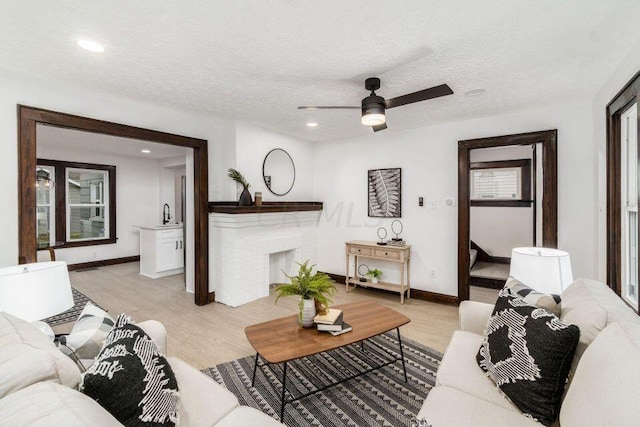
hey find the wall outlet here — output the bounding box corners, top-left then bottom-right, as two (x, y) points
(92, 251), (98, 259)
(429, 268), (436, 278)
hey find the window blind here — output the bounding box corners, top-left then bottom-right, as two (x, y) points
(471, 168), (521, 200)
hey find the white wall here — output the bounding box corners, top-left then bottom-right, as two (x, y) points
(0, 69), (237, 269)
(36, 144), (162, 265)
(470, 146), (534, 258)
(235, 123), (315, 201)
(314, 100), (595, 296)
(593, 37), (640, 282)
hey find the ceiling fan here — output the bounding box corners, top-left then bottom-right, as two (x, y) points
(298, 77), (453, 132)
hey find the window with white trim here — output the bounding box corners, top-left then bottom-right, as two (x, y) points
(36, 159), (116, 248)
(621, 102), (638, 310)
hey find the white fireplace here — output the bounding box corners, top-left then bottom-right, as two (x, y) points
(209, 211), (320, 307)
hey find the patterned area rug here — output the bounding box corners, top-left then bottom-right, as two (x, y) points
(203, 332), (442, 426)
(43, 288), (106, 327)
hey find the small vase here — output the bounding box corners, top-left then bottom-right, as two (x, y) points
(372, 277), (379, 284)
(300, 298), (316, 328)
(239, 188), (253, 206)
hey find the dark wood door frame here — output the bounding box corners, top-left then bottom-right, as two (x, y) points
(18, 105), (212, 306)
(606, 69), (640, 313)
(458, 130), (558, 302)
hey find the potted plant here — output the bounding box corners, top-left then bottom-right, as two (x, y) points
(275, 260), (336, 327)
(227, 168), (252, 206)
(367, 268), (383, 284)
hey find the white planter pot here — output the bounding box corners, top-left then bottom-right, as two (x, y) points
(300, 298), (316, 328)
(372, 277), (379, 284)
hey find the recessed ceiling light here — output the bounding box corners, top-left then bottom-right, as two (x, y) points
(77, 39), (105, 53)
(465, 89), (486, 97)
(141, 149), (151, 154)
(306, 122), (318, 127)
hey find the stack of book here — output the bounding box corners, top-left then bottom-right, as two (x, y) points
(313, 309), (352, 336)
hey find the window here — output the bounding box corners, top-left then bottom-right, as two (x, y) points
(36, 159), (116, 248)
(36, 165), (55, 247)
(621, 103), (638, 310)
(469, 159), (532, 207)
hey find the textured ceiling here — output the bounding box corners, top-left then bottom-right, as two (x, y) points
(2, 1), (640, 142)
(37, 124), (188, 159)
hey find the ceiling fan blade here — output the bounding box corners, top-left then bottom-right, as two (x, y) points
(297, 106), (359, 110)
(372, 123), (387, 132)
(385, 84), (453, 109)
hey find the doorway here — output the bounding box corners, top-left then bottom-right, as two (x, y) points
(458, 130), (558, 302)
(18, 106), (212, 306)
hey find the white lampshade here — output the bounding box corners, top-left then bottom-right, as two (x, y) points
(0, 261), (74, 321)
(509, 247), (573, 294)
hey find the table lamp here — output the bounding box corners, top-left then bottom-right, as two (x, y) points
(0, 261), (74, 336)
(509, 247), (573, 294)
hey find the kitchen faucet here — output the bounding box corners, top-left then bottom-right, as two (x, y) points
(163, 204), (171, 225)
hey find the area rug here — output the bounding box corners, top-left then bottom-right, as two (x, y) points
(43, 288), (106, 327)
(203, 332), (442, 427)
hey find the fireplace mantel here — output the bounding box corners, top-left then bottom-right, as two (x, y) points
(208, 201), (322, 214)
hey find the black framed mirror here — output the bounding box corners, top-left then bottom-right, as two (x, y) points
(262, 148), (295, 196)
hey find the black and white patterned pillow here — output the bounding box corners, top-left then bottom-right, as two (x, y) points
(476, 289), (579, 426)
(80, 314), (179, 427)
(59, 302), (114, 368)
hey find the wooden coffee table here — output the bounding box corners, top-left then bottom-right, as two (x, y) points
(245, 300), (411, 419)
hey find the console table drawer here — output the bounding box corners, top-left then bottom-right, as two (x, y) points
(374, 249), (400, 260)
(349, 246), (372, 256)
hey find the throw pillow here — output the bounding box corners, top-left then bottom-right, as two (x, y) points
(80, 314), (179, 427)
(58, 302), (115, 368)
(476, 289), (579, 426)
(504, 276), (562, 316)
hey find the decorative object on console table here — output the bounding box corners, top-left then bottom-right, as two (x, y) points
(377, 227), (388, 245)
(358, 264), (369, 282)
(0, 261), (74, 339)
(367, 268), (383, 284)
(345, 241), (412, 304)
(368, 168), (401, 218)
(227, 168), (252, 206)
(391, 219), (404, 241)
(274, 260), (336, 327)
(509, 247), (573, 294)
(254, 191), (262, 206)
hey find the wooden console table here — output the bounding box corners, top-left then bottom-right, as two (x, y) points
(345, 240), (411, 303)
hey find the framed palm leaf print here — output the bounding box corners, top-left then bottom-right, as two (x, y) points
(368, 168), (401, 218)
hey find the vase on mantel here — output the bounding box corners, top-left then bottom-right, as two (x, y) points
(238, 188), (253, 206)
(300, 298), (316, 328)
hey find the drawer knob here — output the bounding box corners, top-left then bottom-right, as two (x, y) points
(385, 252), (388, 255)
(358, 249), (361, 252)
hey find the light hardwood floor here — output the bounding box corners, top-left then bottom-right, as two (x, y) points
(64, 262), (459, 369)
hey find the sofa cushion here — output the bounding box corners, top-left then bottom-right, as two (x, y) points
(0, 312), (81, 399)
(167, 356), (239, 427)
(59, 302), (114, 368)
(476, 290), (579, 426)
(560, 322), (640, 427)
(436, 330), (517, 411)
(215, 407), (284, 427)
(81, 314), (179, 427)
(505, 276), (561, 316)
(560, 279), (640, 367)
(0, 381), (121, 426)
(417, 386), (545, 427)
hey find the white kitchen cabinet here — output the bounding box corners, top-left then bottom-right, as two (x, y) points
(139, 225), (184, 279)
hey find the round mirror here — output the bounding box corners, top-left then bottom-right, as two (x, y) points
(262, 148), (295, 196)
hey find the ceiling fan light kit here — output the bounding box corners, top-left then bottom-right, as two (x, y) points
(298, 76), (453, 132)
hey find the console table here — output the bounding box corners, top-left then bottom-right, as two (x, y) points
(345, 240), (411, 303)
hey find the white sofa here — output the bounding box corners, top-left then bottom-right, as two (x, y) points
(0, 312), (283, 427)
(419, 279), (640, 427)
